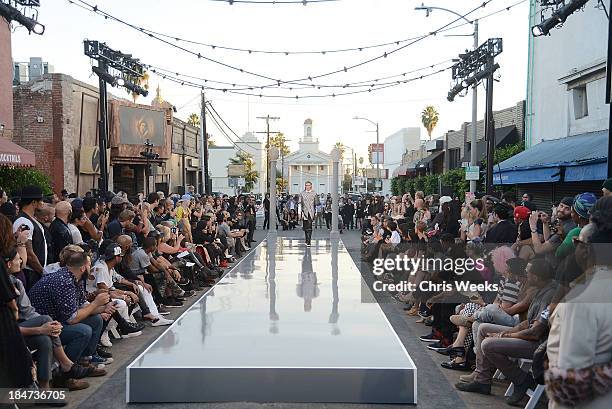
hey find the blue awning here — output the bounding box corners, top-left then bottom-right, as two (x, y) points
(493, 131), (608, 185)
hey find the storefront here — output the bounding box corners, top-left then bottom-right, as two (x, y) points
(108, 101), (171, 197)
(493, 131), (606, 208)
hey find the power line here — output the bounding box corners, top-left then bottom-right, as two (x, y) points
(208, 0), (340, 4)
(147, 58), (454, 91)
(68, 0), (525, 57)
(68, 0), (495, 86)
(150, 64), (453, 99)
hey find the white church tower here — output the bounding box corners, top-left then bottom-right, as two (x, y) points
(284, 118), (338, 195)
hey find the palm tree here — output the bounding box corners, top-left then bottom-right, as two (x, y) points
(128, 71), (150, 104)
(334, 141), (346, 161)
(421, 105), (439, 140)
(187, 113), (200, 127)
(229, 152), (259, 192)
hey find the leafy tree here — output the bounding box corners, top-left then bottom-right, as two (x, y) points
(391, 178), (399, 196)
(229, 152), (259, 192)
(276, 177), (288, 192)
(269, 133), (290, 157)
(421, 105), (439, 140)
(187, 113), (200, 127)
(0, 167), (52, 196)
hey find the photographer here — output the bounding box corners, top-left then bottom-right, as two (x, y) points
(528, 197), (576, 263)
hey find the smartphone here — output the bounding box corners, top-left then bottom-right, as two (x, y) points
(171, 227), (177, 234)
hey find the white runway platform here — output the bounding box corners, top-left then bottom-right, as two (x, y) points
(126, 237), (417, 404)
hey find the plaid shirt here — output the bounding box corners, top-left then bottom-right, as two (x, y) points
(29, 267), (88, 323)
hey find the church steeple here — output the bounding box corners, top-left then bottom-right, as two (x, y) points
(303, 118), (313, 142)
(151, 84), (164, 107)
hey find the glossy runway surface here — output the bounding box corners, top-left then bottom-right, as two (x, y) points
(127, 237), (416, 404)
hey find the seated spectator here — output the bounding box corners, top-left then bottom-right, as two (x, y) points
(4, 247), (95, 390)
(129, 237), (185, 308)
(528, 197), (576, 264)
(28, 250), (113, 368)
(456, 258), (556, 404)
(546, 216), (612, 409)
(105, 209), (135, 240)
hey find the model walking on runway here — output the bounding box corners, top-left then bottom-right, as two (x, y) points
(299, 181), (317, 246)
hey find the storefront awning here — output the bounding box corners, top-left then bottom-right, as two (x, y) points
(417, 150), (444, 169)
(0, 138), (36, 167)
(462, 125), (518, 164)
(493, 131), (607, 185)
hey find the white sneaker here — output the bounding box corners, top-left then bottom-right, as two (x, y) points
(151, 317), (174, 327)
(100, 330), (112, 347)
(120, 330), (142, 339)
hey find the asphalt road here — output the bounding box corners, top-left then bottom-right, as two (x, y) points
(59, 227), (518, 409)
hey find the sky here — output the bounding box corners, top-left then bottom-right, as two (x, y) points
(11, 0), (531, 161)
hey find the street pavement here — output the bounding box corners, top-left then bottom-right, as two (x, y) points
(64, 227), (520, 409)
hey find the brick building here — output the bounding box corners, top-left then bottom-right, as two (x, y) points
(12, 73), (201, 196)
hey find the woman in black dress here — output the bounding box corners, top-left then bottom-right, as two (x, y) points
(0, 260), (34, 388)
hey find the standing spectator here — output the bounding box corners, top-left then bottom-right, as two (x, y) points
(484, 204), (516, 244)
(263, 193), (270, 230)
(50, 201), (75, 262)
(13, 185), (50, 290)
(342, 199), (355, 230)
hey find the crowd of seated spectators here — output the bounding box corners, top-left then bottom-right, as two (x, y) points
(361, 187), (612, 408)
(0, 186), (258, 404)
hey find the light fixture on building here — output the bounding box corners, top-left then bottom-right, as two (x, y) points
(92, 66), (120, 87)
(123, 79), (149, 97)
(532, 0), (590, 37)
(0, 2), (44, 34)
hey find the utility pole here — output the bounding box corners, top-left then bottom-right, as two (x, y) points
(200, 91), (210, 195)
(448, 38), (502, 195)
(256, 115), (280, 193)
(375, 122), (380, 192)
(484, 54), (496, 195)
(97, 60), (109, 195)
(470, 20), (479, 194)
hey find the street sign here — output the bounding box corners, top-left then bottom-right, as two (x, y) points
(353, 176), (365, 186)
(369, 143), (384, 165)
(228, 164), (246, 177)
(461, 162), (471, 168)
(465, 166), (480, 181)
(237, 177), (246, 188)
